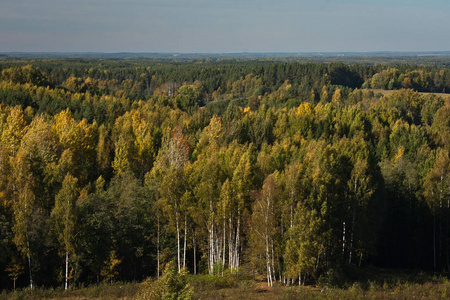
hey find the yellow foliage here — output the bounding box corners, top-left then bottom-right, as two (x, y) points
(394, 146), (405, 162)
(208, 115), (223, 140)
(101, 251), (122, 284)
(332, 88), (342, 105)
(297, 102), (314, 116)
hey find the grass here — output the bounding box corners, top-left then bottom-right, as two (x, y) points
(193, 277), (450, 300)
(2, 269), (450, 299)
(191, 268), (450, 300)
(0, 282), (140, 300)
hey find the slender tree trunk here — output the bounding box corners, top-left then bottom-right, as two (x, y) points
(176, 204), (180, 272)
(183, 215), (187, 269)
(193, 230), (197, 275)
(209, 220), (215, 274)
(229, 213), (233, 272)
(266, 233), (271, 286)
(157, 213), (160, 279)
(26, 239), (33, 290)
(27, 253), (33, 289)
(289, 184), (294, 230)
(209, 201), (214, 274)
(349, 180), (358, 265)
(342, 221), (346, 257)
(208, 226), (212, 274)
(271, 240), (275, 287)
(440, 181), (443, 270)
(349, 211), (356, 264)
(290, 204), (293, 229)
(315, 255), (320, 273)
(65, 251), (69, 290)
(434, 214), (436, 270)
(235, 212), (240, 272)
(222, 217), (226, 276)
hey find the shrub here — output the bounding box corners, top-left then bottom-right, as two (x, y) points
(135, 261), (193, 300)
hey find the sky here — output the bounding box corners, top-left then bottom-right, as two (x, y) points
(1, 0), (450, 53)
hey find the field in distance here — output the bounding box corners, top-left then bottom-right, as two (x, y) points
(367, 88), (450, 99)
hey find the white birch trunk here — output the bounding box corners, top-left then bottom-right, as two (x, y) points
(183, 215), (187, 269)
(222, 217), (226, 276)
(193, 230), (196, 275)
(65, 251), (69, 290)
(27, 251), (33, 290)
(176, 204), (180, 272)
(209, 221), (214, 274)
(209, 201), (214, 274)
(349, 212), (355, 264)
(235, 213), (240, 272)
(229, 213), (233, 272)
(271, 239), (276, 286)
(342, 221), (346, 255)
(26, 238), (33, 290)
(266, 234), (272, 287)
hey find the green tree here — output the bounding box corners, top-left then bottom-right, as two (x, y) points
(423, 149), (450, 270)
(175, 84), (203, 113)
(229, 147), (254, 273)
(432, 105), (450, 150)
(285, 203), (325, 285)
(112, 135), (131, 175)
(52, 173), (79, 290)
(250, 173), (279, 286)
(1, 106), (28, 155)
(11, 151), (36, 289)
(5, 256), (24, 291)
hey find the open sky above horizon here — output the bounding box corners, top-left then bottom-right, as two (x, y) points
(1, 0), (450, 53)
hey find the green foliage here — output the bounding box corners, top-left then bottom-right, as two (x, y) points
(175, 84), (203, 113)
(318, 267), (349, 288)
(2, 57), (450, 290)
(136, 261), (193, 300)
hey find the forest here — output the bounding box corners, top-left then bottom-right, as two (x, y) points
(0, 57), (450, 293)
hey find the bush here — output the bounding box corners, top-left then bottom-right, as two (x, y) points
(318, 268), (348, 288)
(135, 261), (193, 300)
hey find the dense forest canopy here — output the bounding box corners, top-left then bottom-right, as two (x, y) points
(0, 57), (450, 290)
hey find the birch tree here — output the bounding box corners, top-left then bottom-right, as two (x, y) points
(250, 173), (278, 286)
(52, 173), (79, 290)
(191, 146), (226, 275)
(229, 147), (254, 273)
(11, 151), (35, 289)
(285, 203), (325, 285)
(152, 126), (189, 273)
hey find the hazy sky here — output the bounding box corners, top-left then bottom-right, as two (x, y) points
(1, 0), (449, 53)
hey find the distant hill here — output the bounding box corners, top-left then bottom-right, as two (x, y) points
(1, 51), (450, 59)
